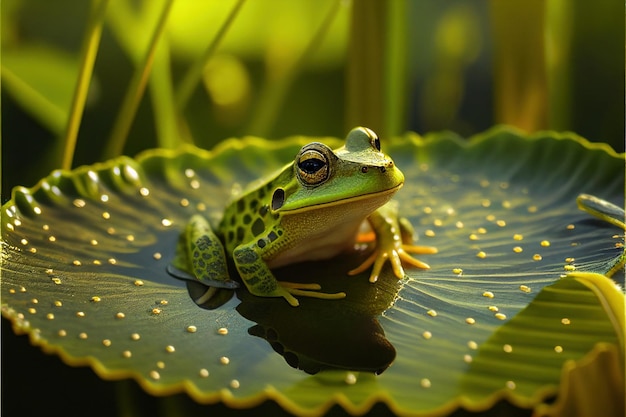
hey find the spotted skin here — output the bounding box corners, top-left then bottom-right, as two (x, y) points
(218, 175), (309, 306)
(185, 215), (231, 287)
(233, 246), (279, 295)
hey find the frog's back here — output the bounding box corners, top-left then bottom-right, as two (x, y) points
(217, 169), (290, 254)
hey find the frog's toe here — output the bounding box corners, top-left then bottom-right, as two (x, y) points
(347, 250), (378, 277)
(396, 244), (438, 272)
(282, 293), (300, 307)
(348, 247), (402, 282)
(190, 284), (220, 305)
(279, 282), (346, 306)
(370, 251), (399, 282)
(280, 282), (323, 291)
(398, 250), (431, 270)
(402, 244), (439, 256)
(185, 281), (235, 310)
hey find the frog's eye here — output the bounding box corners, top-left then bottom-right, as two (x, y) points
(296, 148), (330, 186)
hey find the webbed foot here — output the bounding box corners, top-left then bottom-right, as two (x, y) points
(348, 244), (438, 283)
(350, 202), (438, 283)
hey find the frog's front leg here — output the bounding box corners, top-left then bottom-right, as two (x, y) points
(232, 244), (346, 307)
(349, 201), (438, 283)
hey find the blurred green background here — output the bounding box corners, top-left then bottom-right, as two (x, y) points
(1, 0), (623, 203)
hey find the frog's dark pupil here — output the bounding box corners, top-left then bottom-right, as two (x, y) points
(298, 158), (325, 174)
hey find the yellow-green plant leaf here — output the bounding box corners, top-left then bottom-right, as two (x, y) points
(460, 274), (623, 413)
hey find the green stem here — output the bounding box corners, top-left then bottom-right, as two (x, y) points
(149, 41), (180, 149)
(545, 0), (572, 131)
(1, 65), (66, 135)
(345, 0), (385, 135)
(175, 0), (247, 114)
(490, 0), (548, 131)
(247, 0), (342, 137)
(61, 0), (109, 170)
(384, 0), (407, 137)
(103, 0), (175, 158)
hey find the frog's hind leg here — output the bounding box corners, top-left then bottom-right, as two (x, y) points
(232, 244), (345, 307)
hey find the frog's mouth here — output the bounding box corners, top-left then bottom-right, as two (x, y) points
(281, 183), (402, 214)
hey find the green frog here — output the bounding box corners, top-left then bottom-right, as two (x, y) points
(167, 127), (437, 307)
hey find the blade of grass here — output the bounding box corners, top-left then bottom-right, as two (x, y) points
(149, 40), (180, 150)
(175, 0), (247, 116)
(545, 0), (572, 132)
(345, 0), (384, 135)
(105, 2), (181, 149)
(61, 0), (110, 170)
(347, 1), (408, 138)
(384, 0), (407, 137)
(246, 0), (342, 137)
(1, 65), (67, 136)
(103, 0), (175, 158)
(490, 0), (548, 131)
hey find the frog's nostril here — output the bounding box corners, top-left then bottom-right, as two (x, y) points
(381, 160), (395, 173)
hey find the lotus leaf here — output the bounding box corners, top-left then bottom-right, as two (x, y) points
(1, 127), (623, 416)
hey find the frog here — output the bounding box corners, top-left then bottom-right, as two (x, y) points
(167, 127), (438, 307)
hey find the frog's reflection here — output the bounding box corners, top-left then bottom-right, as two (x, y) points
(179, 255), (402, 375)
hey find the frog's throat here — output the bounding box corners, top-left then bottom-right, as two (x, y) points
(279, 184), (402, 215)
